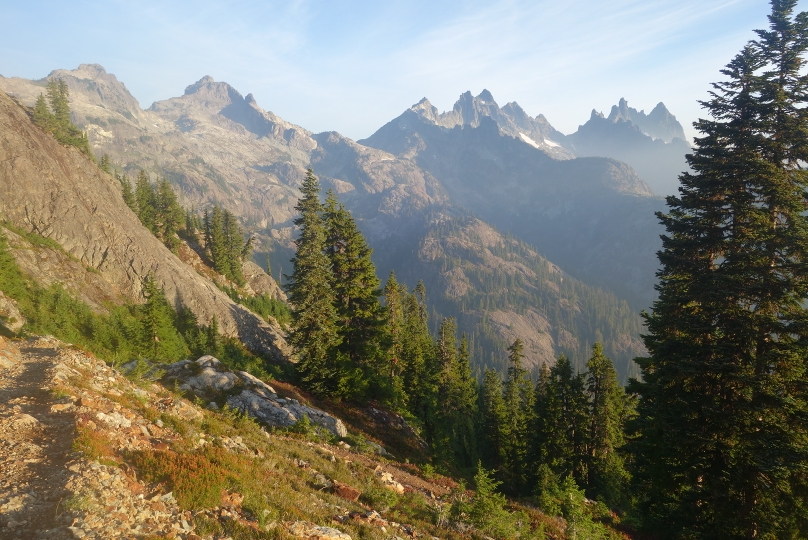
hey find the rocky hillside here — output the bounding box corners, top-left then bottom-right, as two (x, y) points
(0, 90), (290, 364)
(0, 334), (584, 540)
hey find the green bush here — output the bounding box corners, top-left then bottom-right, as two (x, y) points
(359, 484), (398, 512)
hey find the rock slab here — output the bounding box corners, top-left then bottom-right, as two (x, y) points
(161, 355), (347, 437)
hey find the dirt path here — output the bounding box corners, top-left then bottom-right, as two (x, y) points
(0, 336), (78, 540)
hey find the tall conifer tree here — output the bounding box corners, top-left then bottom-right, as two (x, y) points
(631, 2), (808, 537)
(479, 369), (507, 471)
(585, 343), (631, 509)
(383, 272), (407, 409)
(501, 339), (534, 493)
(324, 190), (386, 396)
(286, 169), (341, 395)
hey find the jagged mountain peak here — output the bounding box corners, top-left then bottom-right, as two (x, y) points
(608, 97), (631, 123)
(600, 97), (686, 143)
(184, 75), (216, 95)
(477, 89), (495, 103)
(411, 97), (439, 123)
(397, 90), (573, 159)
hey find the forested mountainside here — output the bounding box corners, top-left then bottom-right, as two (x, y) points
(390, 213), (643, 378)
(0, 66), (652, 377)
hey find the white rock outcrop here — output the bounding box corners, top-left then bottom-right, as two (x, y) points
(161, 356), (347, 437)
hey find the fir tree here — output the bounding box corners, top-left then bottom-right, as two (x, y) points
(155, 179), (184, 251)
(323, 190), (386, 398)
(140, 274), (188, 362)
(33, 93), (54, 132)
(399, 281), (436, 422)
(448, 332), (479, 468)
(536, 356), (589, 486)
(222, 209), (246, 283)
(285, 169), (341, 395)
(479, 369), (507, 471)
(40, 79), (92, 157)
(585, 343), (631, 509)
(208, 206), (228, 277)
(135, 170), (157, 232)
(631, 2), (808, 537)
(383, 271), (407, 409)
(116, 172), (137, 212)
(99, 154), (111, 173)
(501, 339), (534, 493)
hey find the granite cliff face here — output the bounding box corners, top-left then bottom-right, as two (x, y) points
(0, 91), (291, 364)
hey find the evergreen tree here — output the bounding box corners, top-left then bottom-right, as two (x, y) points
(536, 356), (589, 486)
(47, 79), (71, 129)
(399, 281), (436, 422)
(479, 369), (507, 471)
(383, 271), (407, 409)
(99, 154), (111, 173)
(323, 190), (386, 398)
(33, 93), (54, 132)
(208, 206), (228, 277)
(222, 209), (246, 283)
(466, 464), (518, 539)
(451, 333), (479, 468)
(432, 320), (479, 468)
(585, 343), (631, 509)
(155, 179), (184, 251)
(501, 339), (534, 493)
(135, 170), (157, 232)
(38, 79), (92, 157)
(116, 172), (137, 212)
(285, 169), (341, 395)
(203, 209), (212, 249)
(631, 3), (808, 537)
(140, 274), (188, 362)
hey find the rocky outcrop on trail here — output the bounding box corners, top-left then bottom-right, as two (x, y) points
(159, 356), (347, 437)
(0, 292), (24, 336)
(0, 91), (291, 365)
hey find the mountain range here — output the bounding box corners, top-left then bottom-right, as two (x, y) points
(0, 64), (691, 378)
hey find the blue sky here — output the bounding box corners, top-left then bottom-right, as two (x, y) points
(0, 0), (794, 142)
